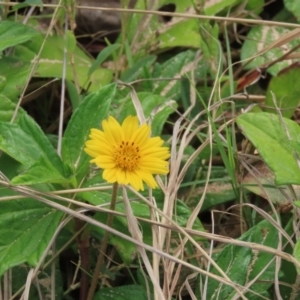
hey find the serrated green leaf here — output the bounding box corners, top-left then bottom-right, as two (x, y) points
(19, 113), (66, 176)
(0, 114), (68, 184)
(11, 156), (68, 185)
(0, 95), (25, 122)
(0, 192), (63, 276)
(62, 83), (116, 183)
(0, 21), (39, 52)
(237, 112), (300, 185)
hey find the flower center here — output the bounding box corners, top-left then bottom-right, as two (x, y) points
(114, 141), (140, 171)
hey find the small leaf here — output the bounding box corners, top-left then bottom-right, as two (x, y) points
(88, 43), (121, 77)
(121, 55), (156, 82)
(204, 0), (238, 15)
(294, 201), (300, 208)
(62, 83), (116, 183)
(94, 285), (149, 300)
(237, 112), (300, 185)
(293, 239), (300, 274)
(0, 58), (32, 101)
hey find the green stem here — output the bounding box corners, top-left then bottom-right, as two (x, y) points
(86, 182), (119, 300)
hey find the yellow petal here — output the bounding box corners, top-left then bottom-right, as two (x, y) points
(122, 116), (139, 140)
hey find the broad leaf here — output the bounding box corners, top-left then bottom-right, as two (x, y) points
(0, 57), (32, 101)
(153, 50), (203, 100)
(237, 112), (300, 185)
(284, 0), (300, 22)
(0, 20), (39, 52)
(0, 95), (25, 122)
(0, 192), (62, 276)
(14, 33), (113, 92)
(206, 219), (290, 299)
(0, 114), (68, 185)
(241, 26), (300, 76)
(265, 65), (300, 118)
(62, 83), (116, 183)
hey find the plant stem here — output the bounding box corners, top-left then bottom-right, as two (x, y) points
(86, 182), (119, 300)
(75, 219), (90, 300)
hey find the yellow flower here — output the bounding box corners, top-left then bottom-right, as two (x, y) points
(84, 116), (170, 191)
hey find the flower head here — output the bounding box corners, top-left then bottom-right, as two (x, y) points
(84, 116), (170, 191)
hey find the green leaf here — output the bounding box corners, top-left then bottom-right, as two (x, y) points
(94, 285), (149, 300)
(265, 65), (300, 118)
(153, 50), (202, 100)
(62, 83), (116, 183)
(11, 156), (67, 185)
(0, 21), (39, 51)
(158, 19), (201, 49)
(0, 192), (63, 276)
(79, 190), (149, 264)
(10, 0), (43, 11)
(293, 239), (300, 274)
(121, 55), (156, 82)
(80, 188), (204, 263)
(241, 26), (300, 76)
(237, 112), (300, 185)
(294, 201), (300, 208)
(204, 0), (238, 15)
(66, 80), (81, 110)
(19, 113), (66, 176)
(88, 43), (121, 77)
(14, 33), (113, 92)
(0, 114), (68, 184)
(0, 75), (6, 93)
(206, 219), (286, 299)
(284, 0), (300, 22)
(0, 57), (32, 101)
(0, 95), (25, 122)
